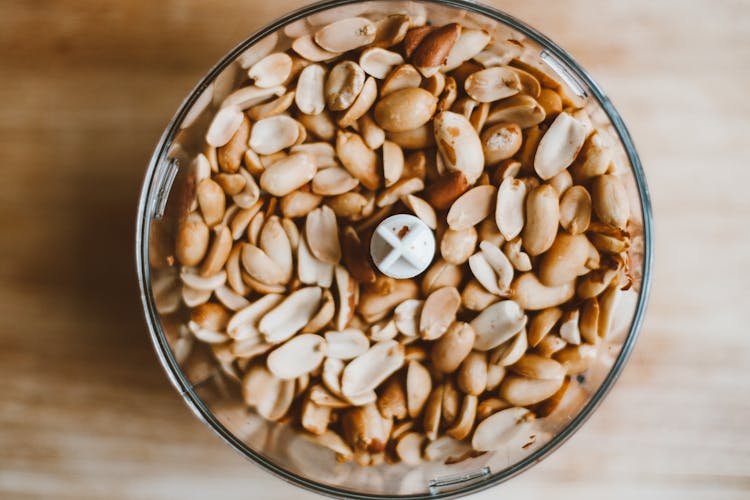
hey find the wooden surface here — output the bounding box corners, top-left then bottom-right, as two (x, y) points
(1, 0), (749, 498)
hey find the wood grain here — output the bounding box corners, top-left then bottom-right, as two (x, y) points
(1, 0), (749, 498)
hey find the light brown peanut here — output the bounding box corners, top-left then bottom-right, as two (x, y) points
(482, 122), (523, 165)
(457, 351), (488, 395)
(336, 131), (381, 190)
(538, 233), (600, 286)
(374, 87), (437, 132)
(559, 185), (592, 234)
(434, 111), (484, 184)
(431, 322), (475, 373)
(260, 153), (317, 196)
(486, 94), (546, 129)
(522, 184), (560, 256)
(420, 286), (460, 340)
(176, 214), (210, 267)
(406, 360), (432, 418)
(440, 226), (477, 265)
(591, 174), (630, 230)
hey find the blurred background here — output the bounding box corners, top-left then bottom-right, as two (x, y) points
(1, 0), (748, 498)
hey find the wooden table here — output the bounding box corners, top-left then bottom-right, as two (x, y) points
(1, 0), (748, 498)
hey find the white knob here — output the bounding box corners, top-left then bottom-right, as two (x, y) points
(370, 214), (435, 279)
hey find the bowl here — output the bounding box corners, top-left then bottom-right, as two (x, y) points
(136, 0), (653, 497)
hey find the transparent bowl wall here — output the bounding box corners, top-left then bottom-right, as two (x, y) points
(136, 0), (653, 498)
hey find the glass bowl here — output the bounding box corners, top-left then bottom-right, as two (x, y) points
(136, 0), (653, 498)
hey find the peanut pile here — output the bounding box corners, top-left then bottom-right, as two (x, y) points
(160, 13), (633, 466)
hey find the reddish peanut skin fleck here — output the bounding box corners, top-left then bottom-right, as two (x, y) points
(424, 171), (470, 210)
(410, 23), (461, 68)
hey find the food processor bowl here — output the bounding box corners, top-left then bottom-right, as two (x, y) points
(136, 1), (653, 497)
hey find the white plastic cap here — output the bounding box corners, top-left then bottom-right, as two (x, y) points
(370, 214), (435, 279)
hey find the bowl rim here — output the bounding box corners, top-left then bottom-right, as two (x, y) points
(135, 0), (654, 498)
